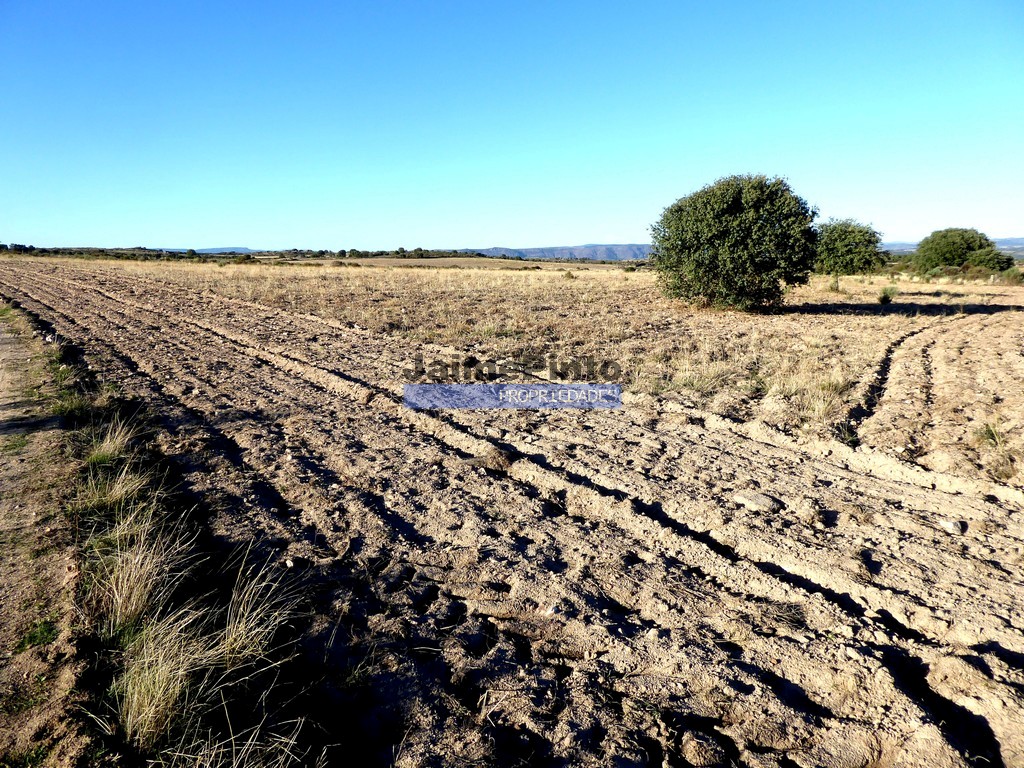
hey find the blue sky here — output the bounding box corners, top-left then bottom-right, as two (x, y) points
(1, 1), (1021, 249)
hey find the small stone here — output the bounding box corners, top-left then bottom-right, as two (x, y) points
(681, 733), (727, 767)
(732, 490), (781, 513)
(938, 519), (968, 535)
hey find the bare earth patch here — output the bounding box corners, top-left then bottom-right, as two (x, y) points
(1, 258), (1022, 767)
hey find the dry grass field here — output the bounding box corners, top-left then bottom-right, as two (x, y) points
(2, 256), (1023, 767)
(89, 257), (1024, 461)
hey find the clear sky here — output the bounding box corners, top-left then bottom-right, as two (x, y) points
(1, 1), (1021, 250)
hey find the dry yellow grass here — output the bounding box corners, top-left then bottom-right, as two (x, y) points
(45, 258), (1023, 434)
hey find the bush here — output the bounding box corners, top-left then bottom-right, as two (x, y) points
(913, 228), (994, 272)
(814, 218), (886, 275)
(651, 175), (817, 310)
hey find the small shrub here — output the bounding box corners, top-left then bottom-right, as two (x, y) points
(878, 286), (898, 305)
(1000, 266), (1022, 285)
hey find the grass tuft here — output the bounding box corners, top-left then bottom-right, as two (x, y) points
(158, 719), (310, 768)
(219, 560), (297, 669)
(973, 422), (1005, 449)
(85, 416), (137, 467)
(52, 391), (92, 419)
(86, 505), (195, 642)
(72, 466), (151, 519)
(115, 608), (215, 751)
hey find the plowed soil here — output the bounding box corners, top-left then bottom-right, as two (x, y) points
(1, 259), (1022, 768)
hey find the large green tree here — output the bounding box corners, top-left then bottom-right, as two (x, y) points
(651, 175), (817, 310)
(964, 246), (1014, 272)
(814, 218), (887, 275)
(913, 228), (997, 272)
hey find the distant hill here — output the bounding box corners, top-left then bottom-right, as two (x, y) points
(993, 237), (1024, 253)
(881, 242), (918, 254)
(463, 244), (651, 261)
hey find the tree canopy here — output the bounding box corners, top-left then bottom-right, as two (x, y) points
(913, 228), (997, 272)
(814, 218), (886, 275)
(650, 175), (817, 310)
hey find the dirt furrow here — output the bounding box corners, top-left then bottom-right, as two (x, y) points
(21, 266), (986, 648)
(45, 265), (1024, 656)
(9, 268), (1024, 651)
(2, 262), (1021, 766)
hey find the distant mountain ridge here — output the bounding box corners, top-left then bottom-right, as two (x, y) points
(165, 238), (1022, 260)
(462, 244), (651, 261)
(884, 238), (1024, 254)
(471, 239), (1022, 260)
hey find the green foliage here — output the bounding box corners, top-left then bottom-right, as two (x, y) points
(964, 246), (1013, 272)
(651, 175), (817, 310)
(0, 744), (50, 767)
(814, 218), (886, 275)
(16, 619), (58, 652)
(913, 228), (995, 272)
(1, 433), (29, 454)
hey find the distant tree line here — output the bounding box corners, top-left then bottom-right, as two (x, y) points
(0, 243), (496, 263)
(651, 174), (1021, 310)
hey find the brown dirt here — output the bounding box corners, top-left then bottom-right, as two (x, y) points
(0, 259), (1022, 767)
(0, 309), (87, 766)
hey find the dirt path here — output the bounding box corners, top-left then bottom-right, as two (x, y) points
(1, 261), (1021, 767)
(0, 307), (85, 766)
